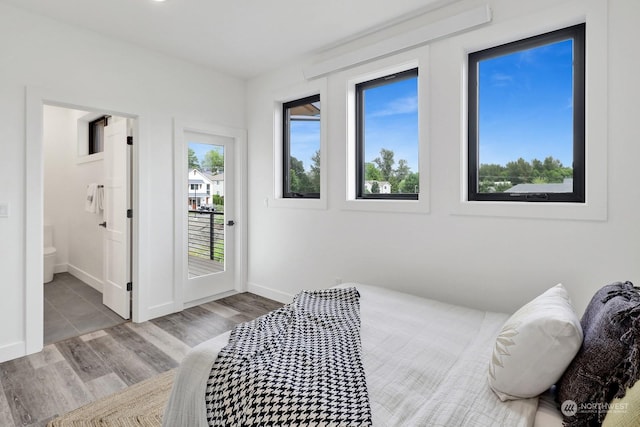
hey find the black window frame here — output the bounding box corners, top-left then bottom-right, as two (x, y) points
(356, 68), (419, 200)
(468, 24), (585, 203)
(282, 94), (321, 199)
(88, 115), (110, 155)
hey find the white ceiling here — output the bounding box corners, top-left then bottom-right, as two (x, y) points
(3, 0), (456, 79)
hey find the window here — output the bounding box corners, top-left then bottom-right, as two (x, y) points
(356, 68), (419, 200)
(282, 95), (321, 198)
(88, 115), (109, 155)
(468, 24), (585, 202)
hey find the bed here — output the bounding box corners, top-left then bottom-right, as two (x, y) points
(162, 282), (586, 426)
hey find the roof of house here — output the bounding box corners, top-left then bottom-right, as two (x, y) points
(202, 172), (224, 181)
(505, 178), (573, 193)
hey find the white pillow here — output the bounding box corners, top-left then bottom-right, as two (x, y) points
(488, 283), (583, 401)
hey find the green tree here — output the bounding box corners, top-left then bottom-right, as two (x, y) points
(395, 159), (410, 182)
(505, 158), (533, 184)
(365, 162), (382, 181)
(373, 148), (395, 181)
(368, 149), (417, 193)
(188, 148), (200, 169)
(399, 173), (419, 193)
(371, 181), (380, 193)
(289, 156), (313, 193)
(478, 156), (573, 192)
(202, 149), (224, 172)
(308, 150), (321, 193)
(479, 163), (506, 182)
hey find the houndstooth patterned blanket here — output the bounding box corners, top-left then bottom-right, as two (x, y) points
(205, 287), (372, 426)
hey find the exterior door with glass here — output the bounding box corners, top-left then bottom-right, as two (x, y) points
(182, 131), (235, 303)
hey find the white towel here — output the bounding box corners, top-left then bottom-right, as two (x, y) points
(85, 183), (98, 213)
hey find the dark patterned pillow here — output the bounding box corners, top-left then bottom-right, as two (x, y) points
(556, 281), (640, 426)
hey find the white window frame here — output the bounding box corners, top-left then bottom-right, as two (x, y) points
(343, 53), (430, 214)
(452, 0), (608, 221)
(271, 78), (328, 210)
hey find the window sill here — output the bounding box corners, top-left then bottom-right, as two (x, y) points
(76, 152), (104, 165)
(267, 196), (327, 210)
(451, 199), (606, 221)
(341, 197), (429, 214)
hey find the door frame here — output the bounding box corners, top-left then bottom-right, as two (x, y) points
(173, 119), (247, 310)
(25, 86), (141, 355)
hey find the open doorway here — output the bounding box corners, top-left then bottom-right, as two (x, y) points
(43, 105), (133, 344)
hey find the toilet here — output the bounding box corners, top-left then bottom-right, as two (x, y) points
(43, 225), (57, 284)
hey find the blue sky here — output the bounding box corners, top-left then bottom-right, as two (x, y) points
(362, 77), (419, 172)
(189, 142), (224, 168)
(289, 76), (420, 175)
(198, 39), (574, 175)
(290, 119), (320, 171)
(478, 39), (574, 166)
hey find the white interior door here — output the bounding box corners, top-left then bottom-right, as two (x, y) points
(103, 116), (131, 319)
(183, 131), (235, 303)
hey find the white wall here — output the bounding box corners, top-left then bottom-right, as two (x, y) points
(43, 106), (75, 273)
(44, 105), (115, 288)
(0, 3), (245, 361)
(246, 0), (640, 316)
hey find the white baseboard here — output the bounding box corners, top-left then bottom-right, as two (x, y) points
(247, 282), (294, 304)
(54, 263), (68, 274)
(67, 264), (104, 293)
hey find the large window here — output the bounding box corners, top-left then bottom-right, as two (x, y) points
(356, 68), (419, 200)
(282, 95), (321, 198)
(468, 24), (585, 202)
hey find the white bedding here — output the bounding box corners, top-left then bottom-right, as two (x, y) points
(163, 283), (552, 426)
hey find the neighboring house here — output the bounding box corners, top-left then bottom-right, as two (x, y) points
(364, 180), (391, 194)
(188, 169), (224, 208)
(202, 171), (224, 197)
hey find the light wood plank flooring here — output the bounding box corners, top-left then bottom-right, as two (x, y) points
(188, 255), (224, 278)
(0, 292), (283, 427)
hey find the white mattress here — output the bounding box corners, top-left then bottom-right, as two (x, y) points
(164, 283), (561, 426)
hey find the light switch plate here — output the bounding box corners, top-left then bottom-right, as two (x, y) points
(0, 202), (8, 218)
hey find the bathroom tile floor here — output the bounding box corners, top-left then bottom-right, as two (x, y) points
(44, 273), (127, 345)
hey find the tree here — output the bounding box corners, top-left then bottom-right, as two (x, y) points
(478, 156), (573, 192)
(202, 149), (224, 172)
(188, 148), (200, 169)
(505, 158), (533, 184)
(367, 149), (416, 193)
(364, 163), (382, 181)
(373, 148), (395, 181)
(370, 181), (380, 193)
(479, 163), (507, 182)
(289, 156), (313, 193)
(399, 173), (419, 193)
(309, 150), (321, 193)
(395, 159), (410, 182)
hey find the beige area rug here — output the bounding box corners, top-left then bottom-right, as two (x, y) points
(47, 369), (175, 427)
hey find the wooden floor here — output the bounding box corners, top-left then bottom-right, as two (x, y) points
(188, 255), (224, 278)
(0, 292), (283, 427)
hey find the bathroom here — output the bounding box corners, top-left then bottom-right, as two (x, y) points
(43, 104), (129, 344)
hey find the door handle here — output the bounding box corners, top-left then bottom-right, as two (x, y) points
(226, 220), (235, 226)
(98, 221), (107, 228)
